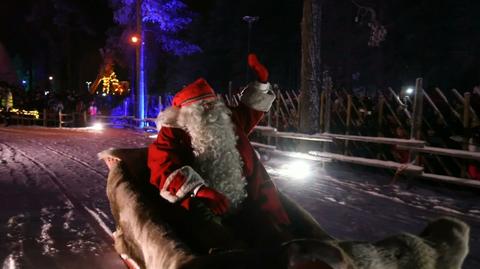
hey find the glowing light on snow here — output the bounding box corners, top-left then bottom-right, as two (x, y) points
(405, 87), (414, 95)
(90, 122), (104, 131)
(277, 161), (311, 179)
(3, 254), (16, 269)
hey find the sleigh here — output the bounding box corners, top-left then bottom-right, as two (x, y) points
(99, 147), (470, 269)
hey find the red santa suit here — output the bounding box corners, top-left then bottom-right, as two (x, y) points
(147, 78), (290, 226)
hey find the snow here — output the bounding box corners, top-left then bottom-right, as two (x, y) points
(84, 206), (113, 236)
(0, 126), (151, 268)
(2, 254), (16, 269)
(0, 126), (479, 268)
(37, 208), (59, 256)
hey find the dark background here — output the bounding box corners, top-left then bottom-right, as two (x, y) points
(1, 0), (480, 95)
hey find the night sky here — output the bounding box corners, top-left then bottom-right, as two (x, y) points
(1, 0), (480, 94)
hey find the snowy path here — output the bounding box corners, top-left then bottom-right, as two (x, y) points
(0, 126), (478, 268)
(0, 127), (151, 269)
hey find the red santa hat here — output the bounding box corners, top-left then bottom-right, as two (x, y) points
(173, 78), (217, 108)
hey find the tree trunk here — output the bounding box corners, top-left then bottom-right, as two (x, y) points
(299, 0), (322, 134)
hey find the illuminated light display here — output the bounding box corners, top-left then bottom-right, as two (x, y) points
(97, 71), (129, 96)
(1, 107), (40, 119)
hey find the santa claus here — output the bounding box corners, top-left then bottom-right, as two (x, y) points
(147, 54), (291, 251)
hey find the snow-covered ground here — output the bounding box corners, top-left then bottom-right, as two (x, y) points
(0, 126), (478, 268)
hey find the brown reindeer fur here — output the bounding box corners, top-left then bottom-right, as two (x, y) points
(99, 148), (469, 269)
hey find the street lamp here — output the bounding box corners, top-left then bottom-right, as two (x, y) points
(48, 76), (54, 92)
(130, 32), (144, 126)
(130, 35), (140, 44)
(242, 16), (259, 82)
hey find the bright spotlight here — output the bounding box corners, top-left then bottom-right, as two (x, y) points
(48, 76), (54, 81)
(278, 160), (311, 180)
(405, 87), (414, 95)
(91, 122), (104, 131)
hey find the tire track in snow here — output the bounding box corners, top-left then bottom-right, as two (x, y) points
(42, 146), (105, 178)
(18, 138), (115, 229)
(1, 143), (40, 188)
(0, 142), (115, 247)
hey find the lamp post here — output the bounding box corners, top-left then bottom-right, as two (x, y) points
(48, 75), (54, 92)
(242, 16), (259, 82)
(133, 0), (145, 127)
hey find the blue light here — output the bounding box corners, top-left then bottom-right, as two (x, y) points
(22, 80), (27, 84)
(138, 31), (146, 127)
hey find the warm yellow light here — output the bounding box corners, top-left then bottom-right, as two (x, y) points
(6, 108), (40, 119)
(130, 35), (139, 44)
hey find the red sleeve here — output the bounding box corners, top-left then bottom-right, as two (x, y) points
(230, 103), (265, 135)
(148, 127), (205, 203)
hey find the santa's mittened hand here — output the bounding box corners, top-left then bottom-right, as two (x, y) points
(248, 53), (269, 83)
(195, 186), (230, 215)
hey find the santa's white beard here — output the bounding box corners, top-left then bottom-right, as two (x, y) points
(177, 100), (247, 209)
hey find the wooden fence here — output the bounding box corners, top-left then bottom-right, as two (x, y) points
(8, 109), (87, 128)
(5, 79), (479, 188)
(245, 78), (480, 188)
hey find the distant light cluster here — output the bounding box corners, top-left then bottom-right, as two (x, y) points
(96, 72), (129, 96)
(1, 107), (40, 119)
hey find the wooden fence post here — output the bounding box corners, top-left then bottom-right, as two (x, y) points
(267, 103), (272, 145)
(58, 110), (62, 128)
(43, 109), (47, 127)
(409, 78), (424, 165)
(462, 92), (471, 178)
(344, 95), (352, 155)
(377, 95), (384, 136)
(319, 91), (325, 133)
(275, 88), (280, 147)
(324, 85), (332, 134)
(322, 72), (333, 153)
(376, 95), (385, 159)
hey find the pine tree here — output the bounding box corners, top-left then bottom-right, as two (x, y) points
(109, 0), (200, 56)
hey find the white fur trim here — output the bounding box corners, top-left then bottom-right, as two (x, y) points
(155, 106), (180, 130)
(160, 166), (206, 203)
(240, 81), (276, 112)
(192, 184), (204, 197)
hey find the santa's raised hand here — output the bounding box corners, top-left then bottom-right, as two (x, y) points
(248, 53), (269, 83)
